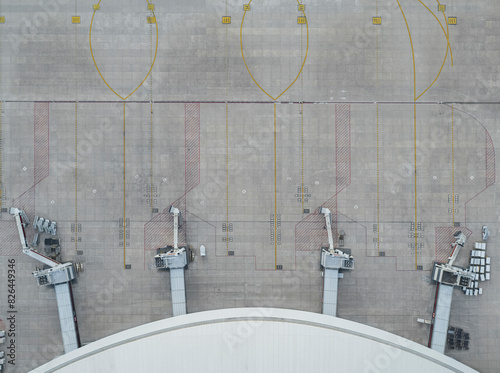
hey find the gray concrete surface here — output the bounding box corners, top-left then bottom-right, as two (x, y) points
(0, 0), (499, 372)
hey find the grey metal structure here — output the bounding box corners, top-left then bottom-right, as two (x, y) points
(432, 231), (474, 287)
(429, 232), (474, 354)
(322, 268), (339, 316)
(430, 284), (454, 354)
(9, 207), (81, 354)
(54, 282), (80, 353)
(170, 268), (187, 316)
(154, 206), (188, 316)
(319, 207), (354, 317)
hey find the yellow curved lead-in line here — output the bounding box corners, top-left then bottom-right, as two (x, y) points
(436, 0), (453, 66)
(89, 0), (159, 101)
(396, 0), (416, 101)
(240, 0), (309, 101)
(415, 0), (453, 101)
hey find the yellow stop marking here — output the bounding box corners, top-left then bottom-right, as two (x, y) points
(222, 16), (231, 24)
(297, 16), (306, 24)
(148, 4), (155, 11)
(243, 4), (250, 11)
(72, 16), (81, 24)
(372, 17), (382, 25)
(448, 16), (457, 25)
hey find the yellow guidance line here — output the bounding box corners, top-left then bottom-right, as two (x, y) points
(123, 101), (126, 269)
(75, 102), (78, 251)
(376, 103), (380, 254)
(89, 0), (159, 100)
(413, 103), (418, 267)
(0, 102), (2, 211)
(451, 105), (455, 224)
(226, 102), (229, 254)
(274, 103), (277, 269)
(397, 0), (416, 100)
(436, 0), (454, 66)
(240, 0), (309, 101)
(415, 0), (453, 100)
(149, 13), (154, 212)
(396, 0), (418, 269)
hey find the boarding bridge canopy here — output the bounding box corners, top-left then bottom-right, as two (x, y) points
(322, 268), (339, 317)
(430, 284), (454, 354)
(170, 268), (187, 316)
(54, 282), (81, 353)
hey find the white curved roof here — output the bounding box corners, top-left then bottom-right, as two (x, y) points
(31, 308), (477, 373)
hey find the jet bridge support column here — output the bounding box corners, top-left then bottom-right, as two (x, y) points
(319, 207), (354, 317)
(156, 248), (188, 316)
(10, 207), (81, 353)
(154, 206), (188, 317)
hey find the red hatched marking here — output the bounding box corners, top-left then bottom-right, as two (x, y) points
(295, 211), (328, 251)
(1, 102), (50, 256)
(435, 226), (472, 263)
(144, 104), (200, 257)
(297, 104), (351, 250)
(185, 103), (200, 194)
(0, 186), (36, 256)
(486, 129), (495, 188)
(335, 104), (351, 194)
(34, 102), (50, 186)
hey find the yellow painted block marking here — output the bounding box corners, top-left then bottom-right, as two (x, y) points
(438, 4), (446, 12)
(0, 16), (4, 23)
(72, 16), (81, 24)
(222, 16), (231, 24)
(448, 16), (457, 25)
(298, 4), (305, 11)
(373, 17), (382, 25)
(148, 3), (155, 11)
(147, 16), (156, 24)
(243, 4), (250, 11)
(93, 4), (100, 10)
(297, 16), (306, 24)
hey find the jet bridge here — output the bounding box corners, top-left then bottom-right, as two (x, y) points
(154, 206), (188, 316)
(319, 207), (354, 317)
(429, 231), (474, 354)
(10, 207), (81, 354)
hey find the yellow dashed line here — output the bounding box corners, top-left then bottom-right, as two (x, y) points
(123, 101), (126, 268)
(376, 104), (380, 254)
(451, 105), (455, 224)
(274, 103), (277, 269)
(226, 102), (229, 253)
(225, 0), (229, 254)
(376, 0), (380, 254)
(396, 0), (418, 269)
(0, 1), (2, 210)
(150, 8), (154, 211)
(75, 102), (78, 250)
(75, 0), (78, 251)
(0, 102), (2, 210)
(300, 6), (304, 212)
